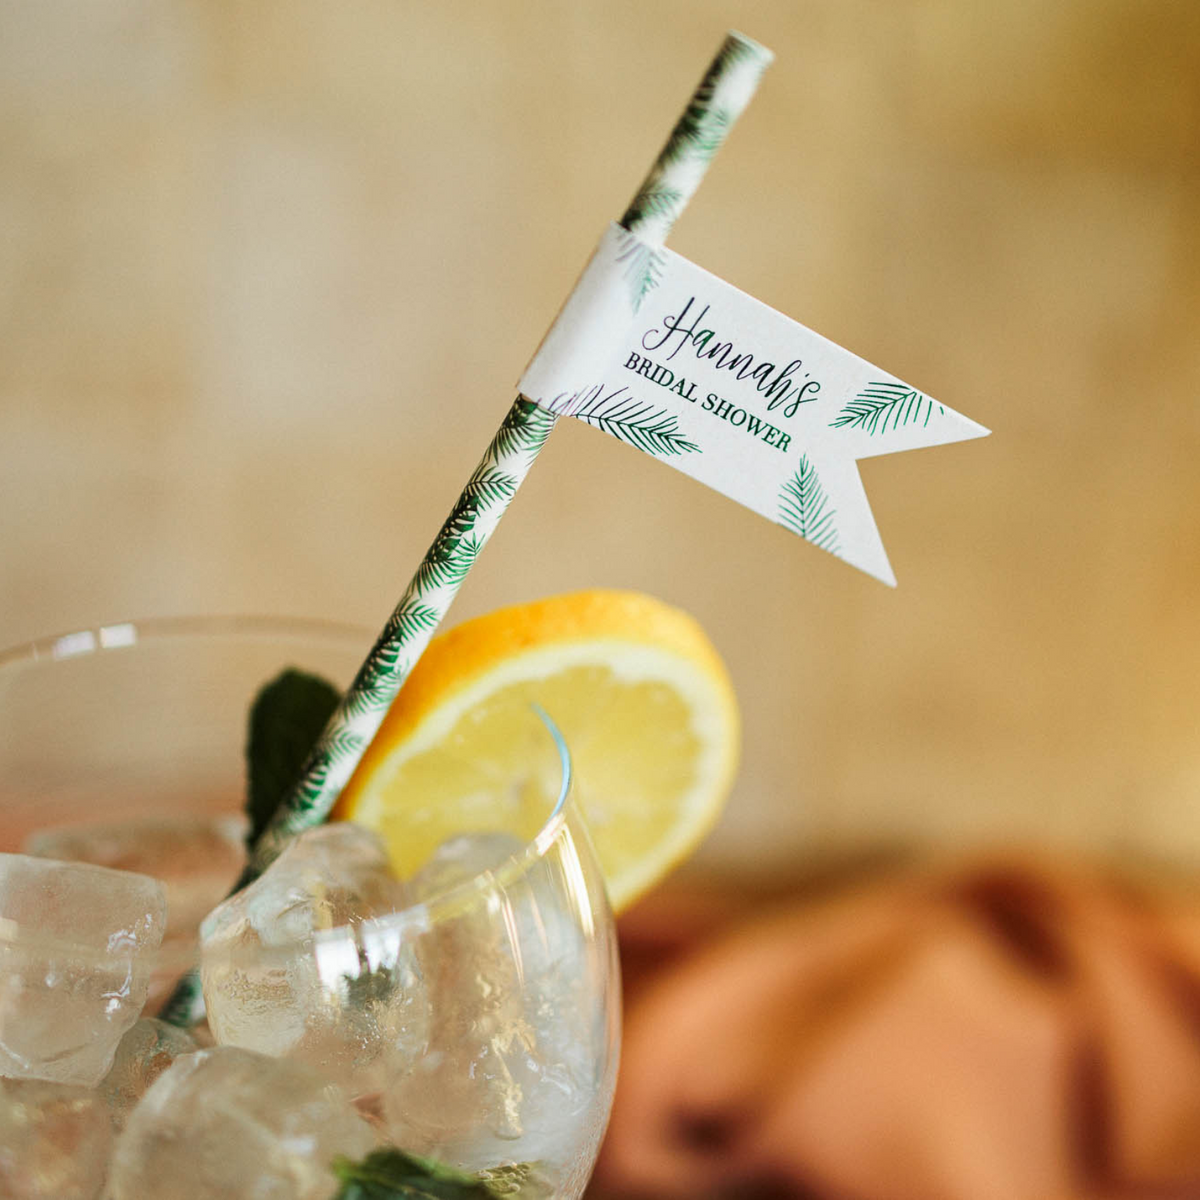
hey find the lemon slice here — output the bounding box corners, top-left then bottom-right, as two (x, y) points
(333, 590), (740, 912)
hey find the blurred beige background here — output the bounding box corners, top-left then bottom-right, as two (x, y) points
(2, 0), (1198, 879)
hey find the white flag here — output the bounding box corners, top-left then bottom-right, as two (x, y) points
(520, 223), (989, 586)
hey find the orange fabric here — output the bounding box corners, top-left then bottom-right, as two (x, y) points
(597, 858), (1200, 1199)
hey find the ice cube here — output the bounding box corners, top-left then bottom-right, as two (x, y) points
(0, 853), (167, 1086)
(98, 1018), (198, 1130)
(107, 1046), (376, 1200)
(217, 822), (401, 948)
(383, 831), (594, 1170)
(23, 813), (246, 945)
(0, 1077), (113, 1200)
(406, 831), (525, 899)
(200, 823), (423, 1090)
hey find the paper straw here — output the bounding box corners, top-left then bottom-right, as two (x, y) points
(160, 32), (771, 1026)
(253, 30), (771, 870)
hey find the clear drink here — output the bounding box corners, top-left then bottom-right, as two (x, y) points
(0, 618), (619, 1199)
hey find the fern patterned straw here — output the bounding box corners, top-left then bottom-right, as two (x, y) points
(160, 30), (771, 1028)
(166, 30), (772, 1019)
(246, 31), (773, 869)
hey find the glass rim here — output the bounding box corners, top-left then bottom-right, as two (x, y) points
(0, 613), (374, 673)
(0, 613), (578, 969)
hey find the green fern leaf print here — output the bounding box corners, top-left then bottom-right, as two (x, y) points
(778, 456), (840, 554)
(831, 382), (945, 435)
(574, 388), (699, 456)
(614, 229), (667, 310)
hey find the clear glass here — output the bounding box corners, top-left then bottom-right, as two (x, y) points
(0, 617), (620, 1199)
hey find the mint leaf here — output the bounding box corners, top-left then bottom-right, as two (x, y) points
(475, 1162), (552, 1197)
(245, 668), (340, 848)
(341, 946), (397, 1008)
(331, 1148), (497, 1199)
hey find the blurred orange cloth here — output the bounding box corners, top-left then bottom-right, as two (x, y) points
(596, 856), (1200, 1200)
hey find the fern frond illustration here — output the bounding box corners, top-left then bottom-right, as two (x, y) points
(410, 495), (480, 593)
(574, 389), (700, 456)
(617, 35), (769, 236)
(615, 229), (667, 310)
(516, 398), (556, 456)
(384, 599), (439, 644)
(490, 398), (554, 460)
(831, 382), (945, 436)
(779, 456), (841, 554)
(341, 599), (437, 718)
(291, 759), (331, 818)
(413, 531), (483, 596)
(621, 185), (684, 235)
(315, 728), (366, 763)
(662, 103), (731, 165)
(462, 463), (518, 507)
(343, 641), (402, 718)
(658, 40), (745, 165)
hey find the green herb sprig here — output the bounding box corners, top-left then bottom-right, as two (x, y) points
(331, 1148), (549, 1200)
(245, 668), (341, 847)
